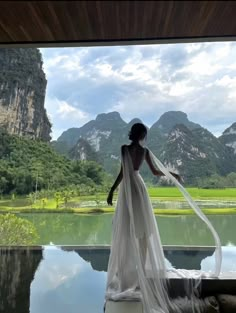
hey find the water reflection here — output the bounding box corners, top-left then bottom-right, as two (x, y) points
(30, 246), (236, 313)
(30, 246), (106, 313)
(0, 248), (42, 313)
(201, 245), (236, 272)
(0, 246), (235, 313)
(164, 248), (215, 270)
(76, 248), (216, 271)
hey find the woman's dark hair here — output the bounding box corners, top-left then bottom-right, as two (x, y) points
(128, 123), (147, 142)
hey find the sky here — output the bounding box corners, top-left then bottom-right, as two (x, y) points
(40, 42), (236, 140)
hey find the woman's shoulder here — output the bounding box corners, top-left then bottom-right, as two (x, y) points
(121, 144), (127, 155)
(121, 144), (148, 151)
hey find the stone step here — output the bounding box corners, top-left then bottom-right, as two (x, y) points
(105, 301), (143, 313)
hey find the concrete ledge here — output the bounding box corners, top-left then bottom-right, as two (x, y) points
(105, 301), (143, 313)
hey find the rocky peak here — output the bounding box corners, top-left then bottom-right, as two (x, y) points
(96, 111), (123, 123)
(69, 137), (99, 162)
(128, 118), (143, 126)
(151, 111), (201, 135)
(167, 124), (207, 159)
(168, 124), (192, 142)
(219, 122), (236, 154)
(58, 111), (126, 149)
(222, 122), (236, 136)
(0, 48), (51, 141)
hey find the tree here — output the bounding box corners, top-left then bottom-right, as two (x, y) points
(30, 160), (44, 201)
(27, 192), (34, 207)
(82, 161), (104, 185)
(61, 189), (73, 209)
(226, 172), (236, 187)
(0, 177), (8, 197)
(0, 130), (112, 195)
(0, 214), (39, 245)
(54, 192), (62, 209)
(197, 174), (226, 189)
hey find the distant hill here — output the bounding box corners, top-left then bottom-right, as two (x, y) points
(52, 111), (236, 184)
(0, 128), (107, 195)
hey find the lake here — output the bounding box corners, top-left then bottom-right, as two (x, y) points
(18, 213), (236, 246)
(1, 213), (236, 313)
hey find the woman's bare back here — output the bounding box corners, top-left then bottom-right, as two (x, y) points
(124, 144), (146, 171)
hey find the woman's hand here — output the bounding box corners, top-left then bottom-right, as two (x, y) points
(107, 190), (114, 206)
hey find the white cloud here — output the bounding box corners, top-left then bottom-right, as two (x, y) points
(214, 43), (231, 59)
(180, 51), (221, 76)
(95, 62), (114, 78)
(45, 96), (91, 139)
(185, 43), (203, 54)
(215, 75), (236, 88)
(45, 55), (69, 69)
(169, 80), (194, 97)
(41, 42), (236, 139)
(119, 58), (161, 83)
(41, 49), (89, 79)
(46, 97), (90, 122)
(56, 100), (88, 121)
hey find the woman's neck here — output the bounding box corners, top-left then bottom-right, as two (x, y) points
(130, 140), (142, 147)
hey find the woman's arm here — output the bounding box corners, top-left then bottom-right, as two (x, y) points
(145, 148), (164, 176)
(110, 166), (123, 193)
(107, 167), (123, 205)
(145, 148), (181, 182)
(107, 146), (125, 205)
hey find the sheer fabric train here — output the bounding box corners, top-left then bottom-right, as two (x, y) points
(105, 146), (222, 313)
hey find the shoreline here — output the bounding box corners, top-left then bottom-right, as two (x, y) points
(0, 207), (236, 215)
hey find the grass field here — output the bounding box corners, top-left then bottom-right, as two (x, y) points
(0, 187), (236, 215)
(148, 187), (236, 199)
(0, 187), (235, 214)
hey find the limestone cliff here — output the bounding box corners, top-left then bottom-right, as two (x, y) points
(0, 48), (51, 141)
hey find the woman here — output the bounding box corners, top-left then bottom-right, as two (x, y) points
(107, 123), (181, 206)
(105, 123), (222, 313)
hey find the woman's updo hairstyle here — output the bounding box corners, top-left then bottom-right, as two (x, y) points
(128, 123), (147, 142)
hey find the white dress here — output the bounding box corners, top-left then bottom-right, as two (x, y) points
(105, 145), (222, 313)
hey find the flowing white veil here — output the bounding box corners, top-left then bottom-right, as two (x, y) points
(150, 150), (222, 273)
(106, 146), (222, 313)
